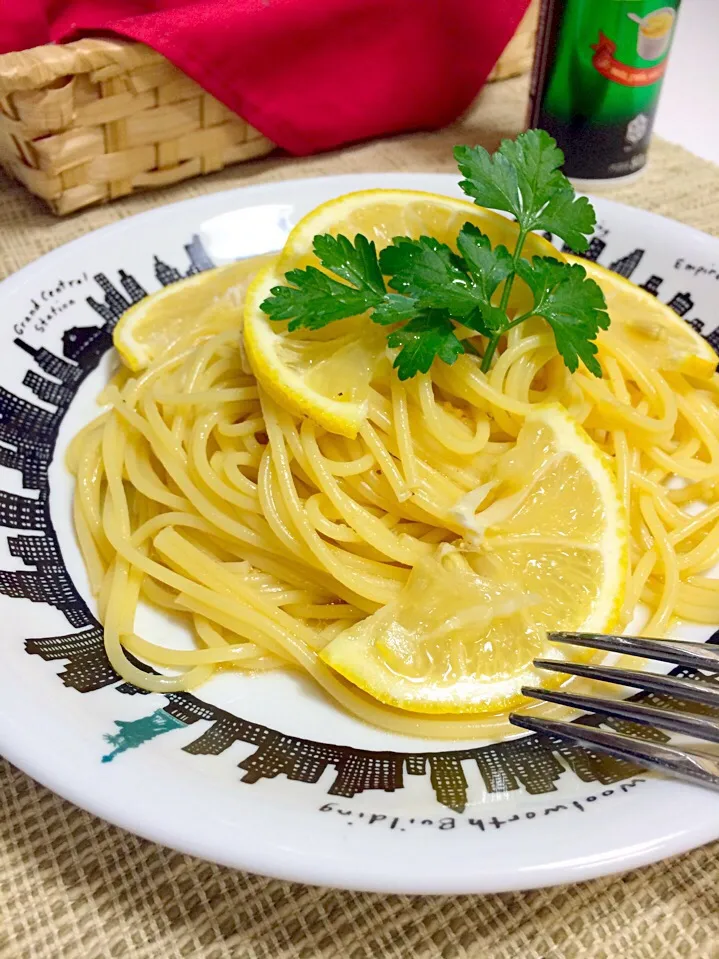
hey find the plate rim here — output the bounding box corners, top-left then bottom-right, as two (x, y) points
(1, 172), (718, 894)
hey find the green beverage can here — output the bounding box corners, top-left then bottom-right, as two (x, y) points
(528, 0), (681, 183)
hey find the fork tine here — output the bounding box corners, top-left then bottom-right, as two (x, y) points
(549, 631), (719, 671)
(534, 659), (719, 710)
(521, 685), (719, 743)
(508, 714), (719, 792)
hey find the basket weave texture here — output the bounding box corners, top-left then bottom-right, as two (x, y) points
(0, 39), (275, 215)
(0, 2), (538, 215)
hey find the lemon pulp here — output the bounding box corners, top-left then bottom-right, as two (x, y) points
(114, 254), (275, 372)
(320, 405), (628, 713)
(569, 255), (717, 380)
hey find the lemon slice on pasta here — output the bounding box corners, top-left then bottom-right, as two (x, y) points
(243, 189), (561, 438)
(569, 256), (717, 380)
(320, 404), (627, 714)
(113, 256), (274, 372)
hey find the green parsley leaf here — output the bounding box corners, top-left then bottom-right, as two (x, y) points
(378, 233), (511, 322)
(312, 233), (386, 296)
(498, 128), (565, 201)
(517, 257), (610, 376)
(260, 234), (386, 331)
(456, 223), (513, 300)
(537, 190), (596, 253)
(379, 237), (470, 305)
(386, 312), (465, 380)
(454, 144), (522, 223)
(455, 130), (595, 251)
(372, 293), (419, 325)
(261, 266), (380, 331)
(259, 131), (610, 383)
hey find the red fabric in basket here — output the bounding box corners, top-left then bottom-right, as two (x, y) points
(0, 0), (532, 155)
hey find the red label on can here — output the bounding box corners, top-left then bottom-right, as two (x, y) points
(591, 33), (668, 87)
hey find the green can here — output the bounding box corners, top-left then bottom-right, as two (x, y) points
(528, 0), (681, 182)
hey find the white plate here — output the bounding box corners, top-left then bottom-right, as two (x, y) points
(0, 173), (717, 894)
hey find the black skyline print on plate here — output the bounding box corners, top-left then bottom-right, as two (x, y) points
(1, 231), (718, 813)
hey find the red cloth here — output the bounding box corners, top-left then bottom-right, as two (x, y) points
(0, 0), (531, 155)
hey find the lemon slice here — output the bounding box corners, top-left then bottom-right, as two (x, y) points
(114, 255), (275, 371)
(567, 255), (717, 380)
(320, 405), (627, 714)
(244, 190), (561, 438)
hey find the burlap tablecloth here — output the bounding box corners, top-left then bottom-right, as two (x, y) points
(1, 76), (718, 959)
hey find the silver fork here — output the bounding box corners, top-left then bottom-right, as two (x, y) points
(508, 631), (719, 792)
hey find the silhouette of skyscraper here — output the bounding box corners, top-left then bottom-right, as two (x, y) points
(637, 664), (719, 716)
(24, 445), (50, 489)
(427, 754), (468, 812)
(183, 716), (246, 755)
(551, 736), (640, 784)
(0, 386), (59, 440)
(23, 371), (74, 409)
(584, 236), (607, 262)
(502, 735), (566, 795)
(327, 753), (380, 798)
(0, 445), (23, 478)
(0, 567), (68, 603)
(602, 714), (669, 743)
(279, 739), (327, 784)
(357, 754), (403, 792)
(14, 340), (83, 386)
(25, 608), (704, 803)
(154, 255), (183, 286)
(26, 625), (105, 661)
(0, 563), (87, 626)
(239, 733), (329, 785)
(609, 248), (644, 279)
(235, 725), (284, 780)
(563, 236), (606, 262)
(62, 652), (119, 691)
(640, 275), (663, 296)
(85, 298), (115, 325)
(0, 440), (48, 491)
(184, 234), (214, 275)
(164, 693), (217, 725)
(9, 533), (61, 565)
(95, 273), (130, 314)
(86, 273), (130, 326)
(667, 291), (694, 317)
(26, 626), (121, 692)
(405, 755), (427, 776)
(119, 269), (147, 304)
(475, 745), (520, 793)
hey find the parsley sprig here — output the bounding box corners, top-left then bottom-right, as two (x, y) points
(260, 130), (610, 380)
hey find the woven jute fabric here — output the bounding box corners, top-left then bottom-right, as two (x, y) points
(1, 76), (718, 959)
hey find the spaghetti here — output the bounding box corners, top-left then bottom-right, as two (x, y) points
(68, 255), (719, 739)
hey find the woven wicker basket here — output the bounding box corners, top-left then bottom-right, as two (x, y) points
(0, 1), (538, 216)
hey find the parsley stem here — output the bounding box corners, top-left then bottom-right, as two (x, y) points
(505, 310), (534, 331)
(481, 307), (537, 372)
(480, 335), (500, 372)
(481, 226), (530, 374)
(497, 226), (529, 318)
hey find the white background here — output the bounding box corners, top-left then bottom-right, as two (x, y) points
(655, 0), (719, 163)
